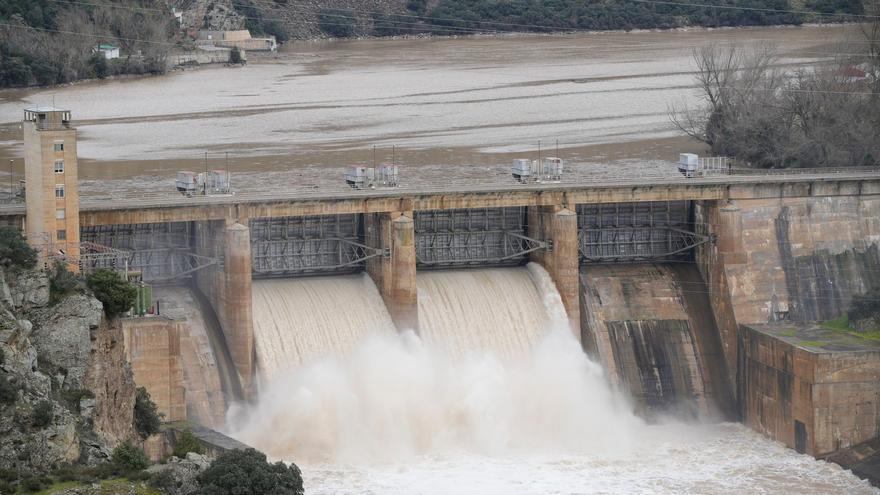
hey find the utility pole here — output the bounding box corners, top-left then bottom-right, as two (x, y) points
(225, 151), (229, 194)
(204, 152), (208, 196)
(8, 159), (12, 202)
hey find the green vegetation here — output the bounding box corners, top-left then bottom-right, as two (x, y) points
(848, 287), (880, 324)
(134, 387), (161, 440)
(823, 314), (880, 341)
(32, 400), (54, 428)
(798, 340), (828, 348)
(172, 429), (204, 458)
(86, 269), (137, 318)
(0, 227), (37, 269)
(1, 0), (174, 88)
(111, 441), (150, 472)
(363, 0), (864, 37)
(229, 46), (243, 65)
(237, 0), (289, 42)
(49, 261), (82, 302)
(319, 8), (357, 37)
(198, 448), (304, 495)
(0, 372), (18, 406)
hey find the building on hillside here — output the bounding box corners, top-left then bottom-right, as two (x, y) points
(197, 29), (277, 52)
(22, 107), (80, 268)
(94, 44), (120, 60)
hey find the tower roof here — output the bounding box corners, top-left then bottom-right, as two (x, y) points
(24, 106), (69, 113)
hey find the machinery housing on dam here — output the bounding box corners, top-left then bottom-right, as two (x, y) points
(6, 107), (880, 463)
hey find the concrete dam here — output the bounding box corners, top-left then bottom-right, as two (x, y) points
(8, 108), (880, 470)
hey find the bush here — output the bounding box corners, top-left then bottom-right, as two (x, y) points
(148, 469), (175, 492)
(172, 429), (204, 458)
(50, 261), (81, 301)
(111, 441), (150, 472)
(20, 474), (51, 492)
(197, 448), (303, 495)
(0, 373), (17, 406)
(90, 53), (108, 79)
(32, 400), (54, 428)
(229, 46), (243, 65)
(849, 287), (880, 323)
(134, 387), (161, 439)
(86, 269), (136, 317)
(318, 8), (357, 37)
(0, 227), (36, 269)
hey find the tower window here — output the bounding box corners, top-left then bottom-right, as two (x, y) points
(55, 185), (65, 198)
(56, 209), (65, 219)
(56, 229), (66, 241)
(54, 160), (64, 173)
(53, 143), (64, 152)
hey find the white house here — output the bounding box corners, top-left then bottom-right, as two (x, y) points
(94, 44), (120, 60)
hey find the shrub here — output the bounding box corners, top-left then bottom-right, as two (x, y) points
(49, 261), (81, 301)
(318, 8), (356, 37)
(197, 448), (303, 495)
(0, 373), (17, 406)
(134, 387), (161, 439)
(849, 287), (880, 323)
(86, 269), (137, 317)
(90, 53), (108, 79)
(229, 46), (243, 65)
(32, 400), (54, 428)
(111, 441), (150, 472)
(21, 475), (48, 492)
(172, 429), (204, 458)
(148, 469), (175, 492)
(0, 227), (37, 269)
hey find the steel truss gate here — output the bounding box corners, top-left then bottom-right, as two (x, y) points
(249, 215), (383, 277)
(414, 207), (546, 268)
(577, 201), (711, 263)
(79, 222), (217, 282)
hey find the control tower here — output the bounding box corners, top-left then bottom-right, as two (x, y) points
(22, 107), (80, 266)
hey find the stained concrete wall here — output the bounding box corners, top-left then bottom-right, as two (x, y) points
(365, 211), (418, 331)
(194, 220), (254, 395)
(122, 317), (186, 423)
(739, 325), (880, 456)
(579, 264), (734, 417)
(697, 191), (880, 392)
(528, 205), (580, 338)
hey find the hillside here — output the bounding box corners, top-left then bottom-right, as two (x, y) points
(0, 0), (867, 88)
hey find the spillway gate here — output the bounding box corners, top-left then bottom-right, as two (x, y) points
(249, 214), (384, 277)
(577, 201), (711, 263)
(414, 207), (546, 268)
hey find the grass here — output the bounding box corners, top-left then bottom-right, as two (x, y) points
(822, 314), (880, 342)
(99, 479), (162, 495)
(32, 481), (82, 494)
(779, 329), (797, 337)
(798, 340), (828, 348)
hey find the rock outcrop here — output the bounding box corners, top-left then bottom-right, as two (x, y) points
(0, 266), (137, 473)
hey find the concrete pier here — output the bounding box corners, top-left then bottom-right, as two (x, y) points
(223, 223), (254, 393)
(367, 212), (418, 331)
(528, 206), (580, 339)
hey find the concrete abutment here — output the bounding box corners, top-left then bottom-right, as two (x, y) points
(527, 205), (580, 339)
(366, 211), (419, 332)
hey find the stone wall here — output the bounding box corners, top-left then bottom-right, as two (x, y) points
(739, 325), (880, 456)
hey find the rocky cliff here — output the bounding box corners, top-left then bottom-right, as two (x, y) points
(0, 267), (137, 473)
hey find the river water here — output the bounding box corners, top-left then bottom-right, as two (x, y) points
(0, 24), (860, 194)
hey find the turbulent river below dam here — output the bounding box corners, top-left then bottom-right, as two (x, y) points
(233, 265), (876, 494)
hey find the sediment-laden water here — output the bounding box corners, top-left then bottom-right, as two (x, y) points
(231, 264), (877, 494)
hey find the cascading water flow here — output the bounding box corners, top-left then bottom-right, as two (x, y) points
(229, 264), (641, 463)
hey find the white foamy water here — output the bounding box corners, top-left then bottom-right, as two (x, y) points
(233, 264), (877, 494)
(251, 274), (396, 381)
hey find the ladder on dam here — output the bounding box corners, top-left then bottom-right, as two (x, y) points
(577, 202), (712, 262)
(414, 207), (546, 267)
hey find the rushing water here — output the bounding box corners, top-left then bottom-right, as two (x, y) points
(231, 264), (877, 494)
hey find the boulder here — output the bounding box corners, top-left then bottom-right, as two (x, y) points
(7, 269), (50, 309)
(147, 453), (211, 495)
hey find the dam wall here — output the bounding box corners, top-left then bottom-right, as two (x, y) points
(579, 264), (733, 417)
(696, 185), (880, 391)
(121, 317), (187, 423)
(739, 324), (880, 457)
